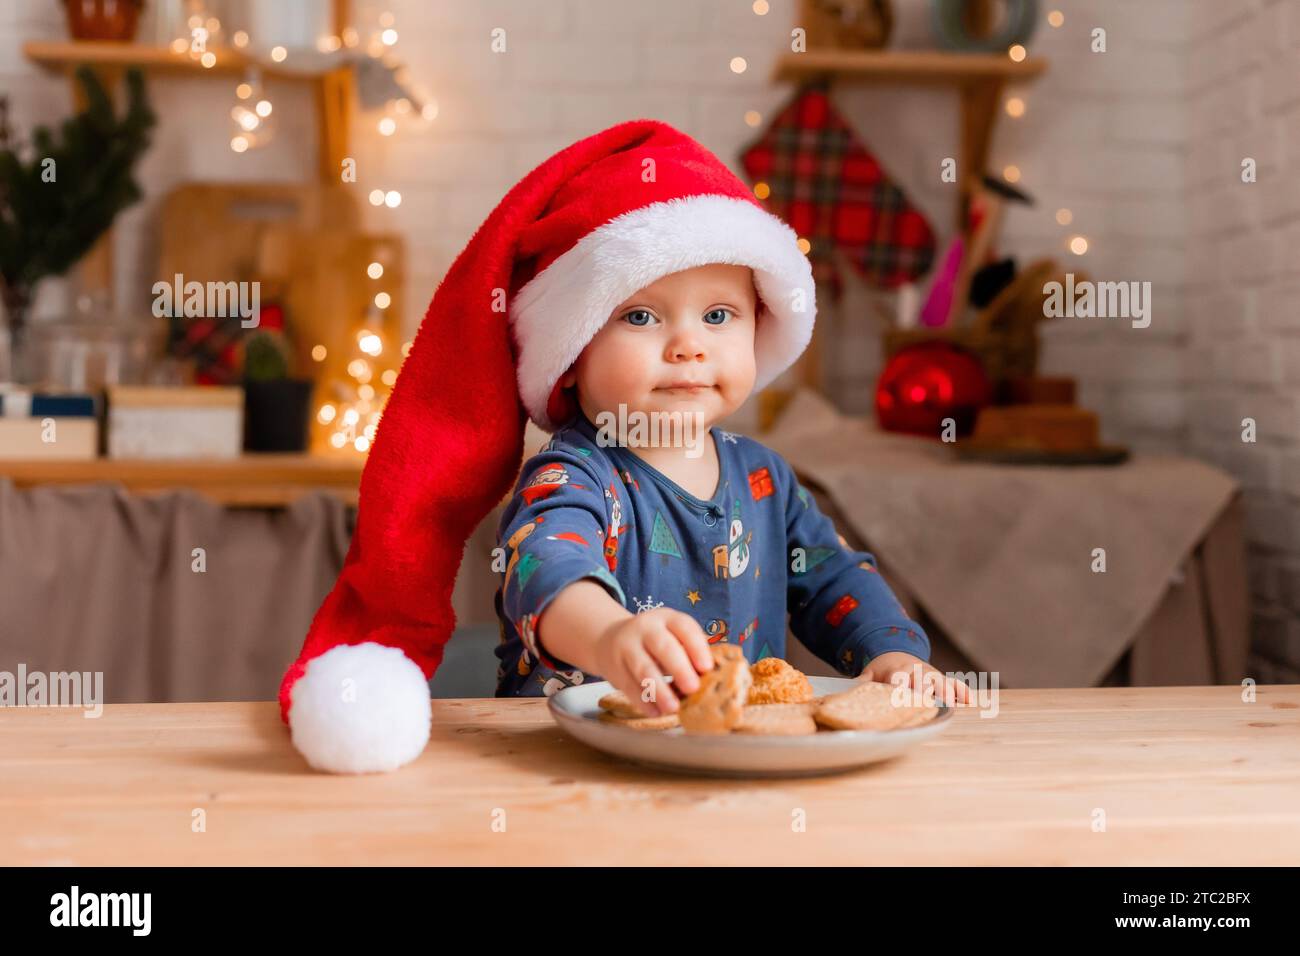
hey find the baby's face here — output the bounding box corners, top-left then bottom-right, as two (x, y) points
(561, 263), (758, 429)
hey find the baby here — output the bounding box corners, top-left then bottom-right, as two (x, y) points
(282, 121), (970, 774)
(494, 262), (970, 715)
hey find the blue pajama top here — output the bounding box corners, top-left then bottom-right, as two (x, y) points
(493, 409), (930, 697)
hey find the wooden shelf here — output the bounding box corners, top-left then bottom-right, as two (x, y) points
(773, 50), (1047, 86)
(23, 40), (352, 183)
(22, 40), (327, 78)
(0, 454), (364, 507)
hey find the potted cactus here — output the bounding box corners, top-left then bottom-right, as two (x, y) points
(241, 329), (312, 452)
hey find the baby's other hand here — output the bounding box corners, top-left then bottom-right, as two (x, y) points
(592, 609), (715, 717)
(862, 651), (973, 707)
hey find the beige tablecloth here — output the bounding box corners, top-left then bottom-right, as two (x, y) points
(763, 390), (1245, 687)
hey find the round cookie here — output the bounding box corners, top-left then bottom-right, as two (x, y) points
(813, 680), (910, 731)
(597, 711), (680, 731)
(598, 690), (652, 720)
(735, 702), (818, 735)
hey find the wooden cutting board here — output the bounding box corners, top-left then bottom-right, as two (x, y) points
(159, 183), (405, 453)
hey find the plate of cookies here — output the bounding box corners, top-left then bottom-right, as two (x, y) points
(548, 645), (952, 777)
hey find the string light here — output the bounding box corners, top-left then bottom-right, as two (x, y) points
(744, 110), (762, 127)
(381, 28), (399, 46)
(1003, 165), (1021, 183)
(1048, 10), (1064, 27)
(730, 57), (747, 74)
(232, 30), (249, 47)
(1008, 44), (1027, 63)
(374, 292), (392, 309)
(367, 262), (384, 279)
(270, 46), (287, 62)
(1005, 97), (1025, 118)
(384, 190), (401, 208)
(230, 136), (249, 153)
(368, 189), (385, 206)
(752, 1), (770, 13)
(1056, 208), (1073, 225)
(255, 100), (272, 117)
(378, 117), (396, 135)
(311, 344), (327, 361)
(1069, 236), (1088, 255)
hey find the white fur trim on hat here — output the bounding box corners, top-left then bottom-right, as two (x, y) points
(288, 642), (432, 774)
(510, 194), (816, 431)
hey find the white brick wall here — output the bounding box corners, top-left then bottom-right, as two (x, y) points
(1185, 0), (1300, 682)
(3, 0), (1298, 677)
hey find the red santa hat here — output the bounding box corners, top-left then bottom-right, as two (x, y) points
(279, 119), (816, 773)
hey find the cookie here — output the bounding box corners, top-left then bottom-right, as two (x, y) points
(747, 657), (815, 705)
(679, 644), (752, 734)
(735, 703), (818, 736)
(893, 704), (939, 728)
(891, 687), (940, 728)
(813, 680), (910, 731)
(597, 711), (680, 731)
(598, 690), (650, 720)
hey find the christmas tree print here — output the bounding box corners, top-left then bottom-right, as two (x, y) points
(756, 641), (774, 660)
(515, 552), (541, 590)
(648, 511), (683, 559)
(792, 546), (836, 575)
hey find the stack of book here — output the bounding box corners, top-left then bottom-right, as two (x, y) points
(0, 390), (99, 460)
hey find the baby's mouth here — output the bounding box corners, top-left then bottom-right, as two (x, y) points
(655, 382), (715, 394)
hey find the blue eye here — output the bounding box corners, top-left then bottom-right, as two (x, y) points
(622, 310), (655, 327)
(703, 308), (731, 326)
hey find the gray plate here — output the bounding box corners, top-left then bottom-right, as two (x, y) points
(548, 676), (953, 778)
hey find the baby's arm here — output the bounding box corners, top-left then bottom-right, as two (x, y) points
(540, 580), (712, 715)
(777, 457), (930, 676)
(498, 448), (711, 712)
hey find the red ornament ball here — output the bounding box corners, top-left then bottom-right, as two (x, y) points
(875, 342), (991, 437)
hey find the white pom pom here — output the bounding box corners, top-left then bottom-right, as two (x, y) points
(288, 643), (432, 774)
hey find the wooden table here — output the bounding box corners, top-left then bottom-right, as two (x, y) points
(3, 686), (1298, 866)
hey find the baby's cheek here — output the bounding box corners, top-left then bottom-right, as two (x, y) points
(582, 345), (654, 403)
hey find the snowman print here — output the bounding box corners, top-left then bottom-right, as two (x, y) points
(727, 498), (752, 578)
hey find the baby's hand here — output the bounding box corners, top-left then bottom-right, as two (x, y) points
(863, 651), (973, 707)
(592, 609), (715, 717)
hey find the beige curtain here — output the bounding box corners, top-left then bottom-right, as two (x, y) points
(0, 480), (353, 703)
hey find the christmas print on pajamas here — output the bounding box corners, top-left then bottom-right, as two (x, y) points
(493, 410), (929, 697)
